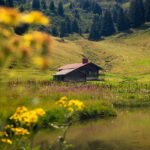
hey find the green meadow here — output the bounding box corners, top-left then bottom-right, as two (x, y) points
(1, 23), (150, 149)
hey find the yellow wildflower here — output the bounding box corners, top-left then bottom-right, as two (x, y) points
(9, 106), (45, 126)
(4, 124), (13, 130)
(23, 33), (33, 46)
(0, 138), (12, 144)
(0, 7), (20, 26)
(0, 131), (8, 137)
(22, 11), (49, 25)
(0, 27), (11, 37)
(56, 96), (85, 111)
(33, 57), (49, 69)
(68, 100), (85, 110)
(34, 108), (45, 116)
(11, 127), (30, 136)
(68, 107), (74, 112)
(60, 96), (67, 101)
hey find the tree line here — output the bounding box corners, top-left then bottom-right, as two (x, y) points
(0, 0), (150, 41)
(89, 0), (150, 40)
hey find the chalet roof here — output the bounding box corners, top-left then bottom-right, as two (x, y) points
(54, 69), (76, 76)
(58, 63), (86, 70)
(58, 62), (103, 71)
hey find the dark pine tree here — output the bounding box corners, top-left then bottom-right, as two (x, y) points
(72, 19), (79, 33)
(32, 0), (40, 10)
(51, 26), (59, 36)
(112, 4), (122, 23)
(41, 0), (47, 9)
(6, 0), (14, 7)
(129, 0), (145, 28)
(93, 3), (102, 15)
(112, 9), (118, 23)
(101, 11), (115, 36)
(0, 0), (5, 6)
(57, 2), (64, 16)
(74, 9), (80, 19)
(89, 15), (101, 41)
(69, 2), (73, 9)
(19, 5), (25, 12)
(116, 7), (130, 31)
(65, 16), (72, 34)
(83, 0), (91, 10)
(49, 1), (55, 11)
(145, 0), (150, 21)
(60, 21), (67, 37)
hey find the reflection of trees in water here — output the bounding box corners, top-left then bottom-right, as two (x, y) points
(70, 140), (114, 150)
(69, 140), (135, 150)
(36, 139), (144, 150)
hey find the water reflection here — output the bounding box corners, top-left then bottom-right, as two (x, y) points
(35, 108), (150, 150)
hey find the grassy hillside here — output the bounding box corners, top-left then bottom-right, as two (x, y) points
(1, 23), (150, 82)
(50, 23), (150, 81)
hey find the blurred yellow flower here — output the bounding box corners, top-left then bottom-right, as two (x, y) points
(61, 96), (67, 101)
(11, 127), (30, 136)
(33, 57), (49, 69)
(4, 124), (13, 130)
(0, 27), (11, 37)
(68, 107), (74, 112)
(0, 138), (12, 144)
(22, 11), (49, 25)
(68, 100), (85, 110)
(10, 106), (45, 126)
(56, 97), (85, 112)
(0, 131), (8, 137)
(34, 108), (45, 116)
(0, 7), (20, 26)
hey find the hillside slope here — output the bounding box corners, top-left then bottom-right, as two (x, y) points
(50, 23), (150, 81)
(2, 24), (150, 82)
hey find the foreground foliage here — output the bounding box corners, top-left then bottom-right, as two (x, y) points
(0, 96), (115, 150)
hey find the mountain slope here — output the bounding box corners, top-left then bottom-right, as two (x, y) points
(50, 23), (150, 81)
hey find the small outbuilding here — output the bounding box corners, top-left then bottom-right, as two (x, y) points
(53, 58), (104, 82)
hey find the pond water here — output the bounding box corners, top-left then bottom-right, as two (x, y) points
(35, 108), (150, 150)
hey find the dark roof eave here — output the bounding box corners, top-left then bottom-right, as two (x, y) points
(83, 62), (104, 70)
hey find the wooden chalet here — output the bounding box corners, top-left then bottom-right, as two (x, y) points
(53, 58), (104, 82)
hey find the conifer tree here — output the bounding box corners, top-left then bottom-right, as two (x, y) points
(51, 26), (59, 36)
(83, 0), (90, 10)
(72, 19), (79, 33)
(6, 0), (14, 7)
(69, 2), (73, 9)
(49, 1), (55, 11)
(74, 9), (80, 19)
(116, 7), (130, 31)
(129, 0), (145, 28)
(60, 21), (67, 37)
(0, 0), (5, 6)
(65, 17), (72, 34)
(101, 11), (115, 36)
(112, 9), (118, 23)
(145, 0), (150, 21)
(93, 3), (102, 15)
(89, 15), (101, 41)
(57, 2), (64, 16)
(41, 0), (47, 9)
(32, 0), (40, 10)
(19, 5), (25, 12)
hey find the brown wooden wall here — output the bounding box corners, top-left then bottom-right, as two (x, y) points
(64, 70), (86, 82)
(79, 64), (99, 80)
